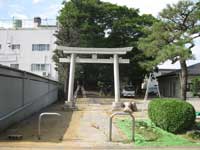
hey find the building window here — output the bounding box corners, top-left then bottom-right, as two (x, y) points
(10, 64), (19, 69)
(32, 44), (50, 51)
(31, 64), (49, 71)
(11, 44), (20, 50)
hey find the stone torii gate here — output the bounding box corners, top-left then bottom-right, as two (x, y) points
(57, 46), (132, 110)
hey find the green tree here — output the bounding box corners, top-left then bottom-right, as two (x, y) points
(53, 1), (81, 98)
(138, 0), (200, 100)
(54, 0), (156, 95)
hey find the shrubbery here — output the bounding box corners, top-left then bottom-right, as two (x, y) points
(191, 77), (200, 97)
(148, 98), (196, 133)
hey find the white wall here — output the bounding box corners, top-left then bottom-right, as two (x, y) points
(0, 27), (58, 80)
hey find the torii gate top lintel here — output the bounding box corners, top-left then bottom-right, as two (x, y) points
(57, 46), (132, 54)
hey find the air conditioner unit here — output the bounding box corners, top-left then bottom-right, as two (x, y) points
(42, 72), (48, 76)
(43, 72), (50, 77)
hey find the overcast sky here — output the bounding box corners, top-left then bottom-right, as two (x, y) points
(102, 0), (181, 16)
(0, 0), (199, 69)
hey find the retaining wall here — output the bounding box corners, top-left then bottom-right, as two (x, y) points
(0, 65), (58, 131)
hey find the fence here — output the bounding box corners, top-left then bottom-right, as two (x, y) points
(0, 65), (58, 131)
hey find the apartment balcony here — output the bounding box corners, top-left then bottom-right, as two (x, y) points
(0, 55), (18, 62)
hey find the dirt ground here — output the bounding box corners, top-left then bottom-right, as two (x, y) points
(0, 103), (73, 143)
(0, 98), (139, 149)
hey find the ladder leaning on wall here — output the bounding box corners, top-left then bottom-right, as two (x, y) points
(142, 73), (161, 113)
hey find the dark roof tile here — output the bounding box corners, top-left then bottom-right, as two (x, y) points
(158, 63), (200, 78)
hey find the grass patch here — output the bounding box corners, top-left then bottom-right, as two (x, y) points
(115, 118), (200, 146)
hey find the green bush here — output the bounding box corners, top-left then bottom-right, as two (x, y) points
(187, 131), (200, 140)
(191, 77), (200, 97)
(148, 98), (196, 133)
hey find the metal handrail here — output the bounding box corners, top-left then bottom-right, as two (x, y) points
(38, 112), (62, 140)
(109, 112), (135, 142)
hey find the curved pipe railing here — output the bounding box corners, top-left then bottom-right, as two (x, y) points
(109, 112), (135, 142)
(38, 112), (62, 140)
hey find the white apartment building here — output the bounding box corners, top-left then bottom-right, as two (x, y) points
(0, 18), (58, 80)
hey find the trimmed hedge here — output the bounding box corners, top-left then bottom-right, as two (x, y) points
(148, 98), (196, 133)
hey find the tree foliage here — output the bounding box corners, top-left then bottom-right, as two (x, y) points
(53, 0), (156, 94)
(138, 0), (200, 100)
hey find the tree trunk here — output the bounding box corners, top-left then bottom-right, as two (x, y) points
(179, 60), (188, 100)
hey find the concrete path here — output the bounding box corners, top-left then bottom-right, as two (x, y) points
(61, 98), (134, 149)
(76, 103), (132, 147)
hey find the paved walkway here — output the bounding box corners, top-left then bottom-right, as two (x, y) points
(61, 99), (134, 149)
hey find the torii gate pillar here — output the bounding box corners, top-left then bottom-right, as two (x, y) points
(67, 53), (76, 103)
(112, 54), (121, 109)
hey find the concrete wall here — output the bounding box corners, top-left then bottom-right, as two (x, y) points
(0, 65), (58, 131)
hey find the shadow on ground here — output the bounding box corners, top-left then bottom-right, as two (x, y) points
(0, 102), (73, 143)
